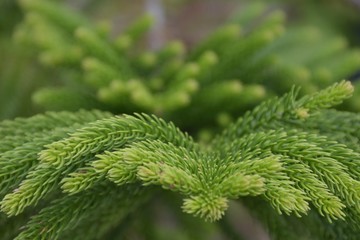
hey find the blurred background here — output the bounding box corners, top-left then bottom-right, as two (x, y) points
(1, 0), (360, 121)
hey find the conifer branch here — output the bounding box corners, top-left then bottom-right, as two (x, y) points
(0, 81), (359, 238)
(2, 0), (360, 238)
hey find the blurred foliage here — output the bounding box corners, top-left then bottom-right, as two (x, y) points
(1, 0), (360, 122)
(3, 0), (358, 138)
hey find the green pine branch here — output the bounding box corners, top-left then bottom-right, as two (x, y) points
(1, 0), (360, 239)
(0, 81), (359, 239)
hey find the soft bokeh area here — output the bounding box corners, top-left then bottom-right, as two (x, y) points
(1, 0), (360, 121)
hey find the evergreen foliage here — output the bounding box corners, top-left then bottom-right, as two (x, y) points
(13, 0), (360, 133)
(1, 0), (360, 239)
(0, 81), (360, 239)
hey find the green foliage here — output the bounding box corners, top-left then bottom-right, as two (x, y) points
(0, 81), (360, 239)
(0, 37), (45, 120)
(12, 0), (360, 133)
(1, 0), (360, 239)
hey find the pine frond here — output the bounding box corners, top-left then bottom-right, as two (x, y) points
(14, 184), (148, 240)
(0, 81), (359, 239)
(2, 0), (360, 237)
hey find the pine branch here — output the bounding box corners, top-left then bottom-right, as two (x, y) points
(0, 81), (359, 238)
(1, 0), (360, 238)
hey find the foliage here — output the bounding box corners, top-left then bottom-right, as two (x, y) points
(12, 0), (360, 132)
(0, 81), (360, 239)
(1, 0), (360, 239)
